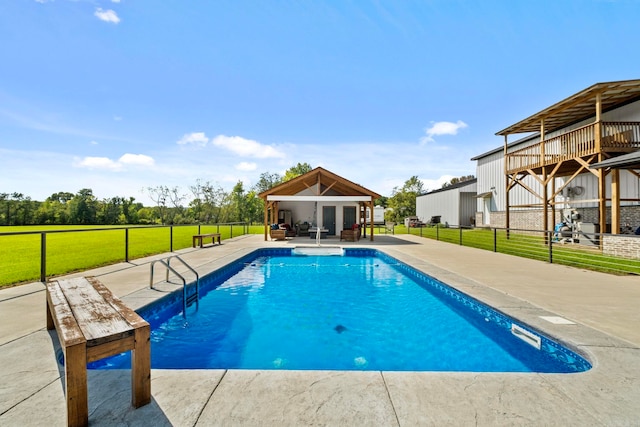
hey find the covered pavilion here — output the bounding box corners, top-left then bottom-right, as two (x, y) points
(258, 167), (381, 241)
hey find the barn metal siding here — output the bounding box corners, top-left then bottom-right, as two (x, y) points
(416, 181), (477, 226)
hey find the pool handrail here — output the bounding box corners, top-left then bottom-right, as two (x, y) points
(150, 255), (199, 317)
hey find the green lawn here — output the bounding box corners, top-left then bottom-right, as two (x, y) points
(0, 224), (254, 286)
(2, 223), (637, 286)
(404, 225), (640, 275)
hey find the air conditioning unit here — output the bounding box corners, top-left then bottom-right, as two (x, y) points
(562, 186), (584, 197)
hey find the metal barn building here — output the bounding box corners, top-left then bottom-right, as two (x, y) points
(416, 179), (478, 227)
(472, 80), (640, 233)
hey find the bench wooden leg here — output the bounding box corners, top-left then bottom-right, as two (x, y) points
(46, 298), (55, 331)
(131, 325), (151, 408)
(65, 343), (88, 427)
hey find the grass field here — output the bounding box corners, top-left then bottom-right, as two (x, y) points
(404, 225), (640, 275)
(0, 224), (258, 286)
(1, 223), (638, 287)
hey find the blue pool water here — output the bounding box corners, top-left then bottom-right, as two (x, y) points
(91, 249), (591, 372)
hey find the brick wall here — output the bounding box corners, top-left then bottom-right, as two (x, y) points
(475, 210), (561, 230)
(603, 234), (640, 259)
(476, 205), (640, 233)
(575, 206), (640, 233)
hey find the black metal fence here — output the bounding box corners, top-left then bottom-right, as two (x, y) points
(396, 224), (640, 276)
(0, 223), (249, 285)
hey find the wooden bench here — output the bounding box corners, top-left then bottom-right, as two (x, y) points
(46, 277), (151, 427)
(192, 233), (221, 248)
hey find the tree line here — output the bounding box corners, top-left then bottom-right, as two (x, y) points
(1, 165), (474, 226)
(0, 163), (314, 226)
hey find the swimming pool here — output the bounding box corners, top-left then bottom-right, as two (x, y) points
(91, 248), (591, 373)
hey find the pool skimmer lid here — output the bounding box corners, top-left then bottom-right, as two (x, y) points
(540, 316), (575, 325)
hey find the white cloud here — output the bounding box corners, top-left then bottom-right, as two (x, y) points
(75, 156), (122, 171)
(177, 132), (209, 146)
(211, 135), (286, 158)
(420, 120), (468, 145)
(113, 116), (122, 121)
(35, 0), (52, 3)
(235, 162), (257, 171)
(119, 153), (155, 167)
(74, 153), (154, 171)
(111, 0), (121, 3)
(95, 8), (120, 24)
(90, 140), (99, 145)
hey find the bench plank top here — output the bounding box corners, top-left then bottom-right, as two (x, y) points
(54, 277), (134, 347)
(46, 282), (86, 347)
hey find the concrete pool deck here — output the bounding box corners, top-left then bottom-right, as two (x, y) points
(1, 233), (639, 426)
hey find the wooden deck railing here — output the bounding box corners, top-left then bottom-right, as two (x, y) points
(506, 121), (640, 173)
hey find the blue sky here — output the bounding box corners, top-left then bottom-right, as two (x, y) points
(2, 0), (639, 205)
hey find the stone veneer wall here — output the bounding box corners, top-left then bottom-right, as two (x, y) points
(476, 206), (640, 232)
(475, 210), (561, 230)
(574, 206), (640, 233)
(474, 205), (640, 259)
(603, 235), (640, 259)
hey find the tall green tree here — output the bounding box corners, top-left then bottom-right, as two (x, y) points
(146, 185), (184, 224)
(386, 176), (424, 223)
(69, 189), (98, 224)
(282, 162), (312, 182)
(442, 175), (475, 188)
(253, 172), (282, 193)
(228, 181), (246, 222)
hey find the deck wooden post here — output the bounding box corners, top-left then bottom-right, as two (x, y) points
(611, 169), (620, 234)
(598, 163), (607, 240)
(540, 120), (548, 236)
(595, 93), (607, 240)
(542, 166), (548, 236)
(263, 201), (269, 241)
(369, 200), (374, 241)
(504, 135), (510, 233)
(551, 177), (556, 227)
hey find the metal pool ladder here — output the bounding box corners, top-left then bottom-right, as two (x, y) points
(150, 255), (200, 317)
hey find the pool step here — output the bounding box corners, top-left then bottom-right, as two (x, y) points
(292, 246), (344, 256)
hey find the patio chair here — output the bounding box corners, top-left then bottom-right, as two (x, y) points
(340, 224), (360, 242)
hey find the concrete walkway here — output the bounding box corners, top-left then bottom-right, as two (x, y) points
(1, 234), (639, 426)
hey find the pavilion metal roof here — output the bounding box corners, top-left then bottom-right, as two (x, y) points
(496, 79), (640, 136)
(258, 167), (381, 200)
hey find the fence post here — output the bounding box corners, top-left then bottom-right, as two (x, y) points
(198, 224), (201, 234)
(40, 232), (46, 283)
(459, 227), (463, 245)
(436, 225), (439, 241)
(170, 226), (173, 252)
(548, 231), (553, 263)
(125, 228), (129, 262)
(493, 228), (497, 252)
(420, 226), (423, 237)
(230, 224), (233, 239)
(217, 224), (220, 233)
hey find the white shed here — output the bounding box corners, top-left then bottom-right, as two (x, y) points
(416, 179), (478, 227)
